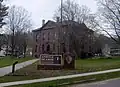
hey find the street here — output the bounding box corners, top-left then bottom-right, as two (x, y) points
(69, 78), (120, 87)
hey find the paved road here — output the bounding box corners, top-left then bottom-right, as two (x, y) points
(69, 78), (120, 87)
(0, 59), (39, 77)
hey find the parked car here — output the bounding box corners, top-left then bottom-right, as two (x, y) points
(17, 55), (24, 58)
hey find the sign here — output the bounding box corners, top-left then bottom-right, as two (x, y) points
(65, 55), (73, 64)
(63, 52), (75, 69)
(40, 54), (63, 65)
(37, 53), (75, 70)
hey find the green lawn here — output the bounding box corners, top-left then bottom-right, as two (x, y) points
(0, 56), (34, 68)
(1, 57), (120, 84)
(8, 71), (120, 87)
(76, 57), (120, 72)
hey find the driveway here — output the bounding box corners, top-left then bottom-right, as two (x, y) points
(0, 59), (39, 77)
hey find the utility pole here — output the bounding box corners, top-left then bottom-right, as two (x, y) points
(58, 0), (63, 55)
(61, 0), (63, 23)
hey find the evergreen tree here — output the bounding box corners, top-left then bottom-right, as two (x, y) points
(0, 0), (8, 28)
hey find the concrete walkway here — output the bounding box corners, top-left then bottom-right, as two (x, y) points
(0, 59), (39, 77)
(1, 68), (120, 87)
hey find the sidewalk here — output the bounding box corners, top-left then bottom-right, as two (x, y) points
(1, 68), (120, 87)
(0, 59), (39, 77)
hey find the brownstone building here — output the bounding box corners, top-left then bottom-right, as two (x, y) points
(32, 20), (98, 58)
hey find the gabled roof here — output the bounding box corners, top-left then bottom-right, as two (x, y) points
(32, 20), (56, 32)
(32, 20), (94, 32)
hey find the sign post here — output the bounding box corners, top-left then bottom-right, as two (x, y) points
(12, 61), (18, 74)
(37, 53), (75, 70)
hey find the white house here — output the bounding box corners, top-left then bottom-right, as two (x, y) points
(0, 45), (6, 57)
(102, 44), (111, 57)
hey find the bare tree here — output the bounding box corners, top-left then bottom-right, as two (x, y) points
(96, 0), (120, 44)
(6, 5), (32, 56)
(54, 0), (80, 21)
(53, 0), (98, 30)
(53, 0), (99, 58)
(53, 0), (90, 22)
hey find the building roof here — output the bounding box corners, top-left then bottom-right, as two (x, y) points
(32, 20), (56, 32)
(32, 20), (94, 32)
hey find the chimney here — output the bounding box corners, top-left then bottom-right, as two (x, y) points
(56, 17), (60, 22)
(42, 19), (45, 26)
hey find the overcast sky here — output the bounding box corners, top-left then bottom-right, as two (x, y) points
(8, 0), (98, 29)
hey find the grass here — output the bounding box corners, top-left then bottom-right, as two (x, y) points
(1, 57), (120, 83)
(0, 56), (34, 68)
(75, 57), (120, 72)
(8, 71), (120, 87)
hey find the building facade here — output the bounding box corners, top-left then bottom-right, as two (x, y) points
(32, 20), (97, 58)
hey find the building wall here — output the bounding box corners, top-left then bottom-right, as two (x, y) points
(33, 31), (40, 57)
(33, 22), (97, 58)
(33, 25), (70, 58)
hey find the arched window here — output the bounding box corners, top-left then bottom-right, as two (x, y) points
(47, 44), (50, 53)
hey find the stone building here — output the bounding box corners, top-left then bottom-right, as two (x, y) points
(32, 20), (98, 58)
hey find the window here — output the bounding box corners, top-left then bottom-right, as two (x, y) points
(47, 44), (50, 52)
(55, 32), (57, 38)
(35, 45), (37, 52)
(89, 46), (92, 52)
(39, 45), (41, 52)
(36, 34), (38, 42)
(44, 34), (46, 38)
(62, 43), (66, 53)
(81, 45), (84, 50)
(48, 32), (50, 40)
(43, 33), (45, 40)
(42, 44), (44, 53)
(36, 33), (40, 42)
(53, 43), (55, 51)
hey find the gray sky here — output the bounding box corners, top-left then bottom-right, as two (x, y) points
(8, 0), (97, 29)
